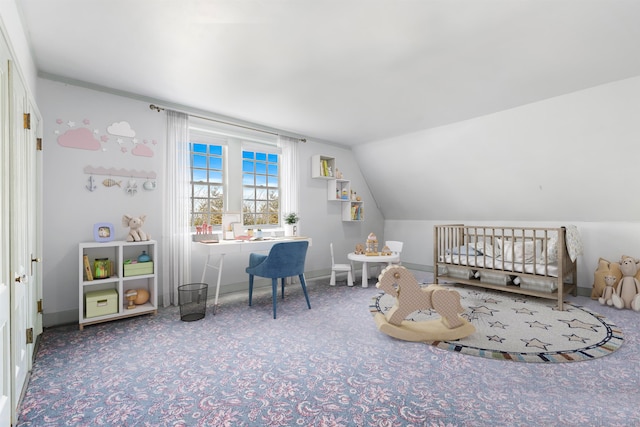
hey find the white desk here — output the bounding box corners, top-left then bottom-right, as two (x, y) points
(192, 237), (312, 313)
(347, 252), (400, 288)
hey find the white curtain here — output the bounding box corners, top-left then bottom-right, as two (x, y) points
(162, 111), (191, 306)
(278, 136), (299, 227)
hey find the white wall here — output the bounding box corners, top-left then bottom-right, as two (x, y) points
(38, 78), (385, 326)
(355, 76), (640, 293)
(0, 0), (38, 94)
(39, 79), (165, 326)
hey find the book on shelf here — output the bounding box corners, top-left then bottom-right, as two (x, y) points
(83, 255), (93, 281)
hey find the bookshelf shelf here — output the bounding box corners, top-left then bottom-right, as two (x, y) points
(311, 154), (336, 179)
(312, 154), (364, 222)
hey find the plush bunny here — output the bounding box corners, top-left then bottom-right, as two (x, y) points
(611, 256), (640, 310)
(598, 275), (617, 306)
(122, 214), (150, 242)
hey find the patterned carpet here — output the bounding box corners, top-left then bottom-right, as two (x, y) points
(16, 274), (640, 426)
(371, 284), (623, 362)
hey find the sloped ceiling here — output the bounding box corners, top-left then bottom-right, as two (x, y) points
(17, 0), (640, 146)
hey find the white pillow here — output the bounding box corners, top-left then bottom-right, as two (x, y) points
(502, 241), (543, 264)
(468, 241), (498, 257)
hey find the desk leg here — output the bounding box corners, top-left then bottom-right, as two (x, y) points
(361, 261), (368, 288)
(201, 253), (225, 315)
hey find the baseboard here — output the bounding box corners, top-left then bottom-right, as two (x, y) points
(43, 309), (79, 328)
(43, 265), (594, 327)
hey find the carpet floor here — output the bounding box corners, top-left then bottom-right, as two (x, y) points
(17, 272), (640, 426)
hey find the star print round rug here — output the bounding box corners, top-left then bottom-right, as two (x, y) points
(370, 284), (623, 363)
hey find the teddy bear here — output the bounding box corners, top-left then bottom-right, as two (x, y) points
(598, 274), (617, 306)
(122, 214), (150, 242)
(611, 256), (640, 310)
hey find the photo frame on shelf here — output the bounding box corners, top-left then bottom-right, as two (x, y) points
(93, 222), (115, 243)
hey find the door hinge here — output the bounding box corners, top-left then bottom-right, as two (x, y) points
(36, 138), (43, 151)
(26, 327), (34, 344)
(37, 299), (43, 314)
(23, 112), (31, 129)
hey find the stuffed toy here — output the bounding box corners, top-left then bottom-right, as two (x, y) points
(598, 274), (617, 306)
(591, 258), (622, 299)
(122, 214), (150, 242)
(611, 256), (640, 310)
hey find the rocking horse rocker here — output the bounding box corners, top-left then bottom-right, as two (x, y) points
(374, 265), (475, 342)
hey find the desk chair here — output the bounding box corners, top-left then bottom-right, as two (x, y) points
(330, 243), (353, 287)
(246, 241), (310, 319)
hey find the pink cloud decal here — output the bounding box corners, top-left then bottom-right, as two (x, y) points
(132, 144), (154, 157)
(57, 128), (101, 150)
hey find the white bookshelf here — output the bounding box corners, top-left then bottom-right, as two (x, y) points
(78, 240), (158, 330)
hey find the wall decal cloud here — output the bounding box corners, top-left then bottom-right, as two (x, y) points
(107, 121), (136, 137)
(131, 144), (154, 157)
(57, 128), (101, 150)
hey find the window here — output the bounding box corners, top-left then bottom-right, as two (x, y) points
(189, 142), (223, 229)
(188, 118), (289, 231)
(242, 149), (280, 226)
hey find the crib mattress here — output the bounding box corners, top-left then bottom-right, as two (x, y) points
(439, 254), (560, 278)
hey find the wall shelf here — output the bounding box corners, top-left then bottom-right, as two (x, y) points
(312, 154), (363, 222)
(311, 154), (336, 179)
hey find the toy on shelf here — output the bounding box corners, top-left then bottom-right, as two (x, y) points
(122, 214), (150, 241)
(134, 288), (150, 305)
(373, 265), (475, 342)
(125, 289), (138, 309)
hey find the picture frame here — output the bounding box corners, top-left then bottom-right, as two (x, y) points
(93, 222), (115, 242)
(222, 212), (242, 240)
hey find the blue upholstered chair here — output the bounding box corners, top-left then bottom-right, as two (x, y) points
(246, 241), (310, 319)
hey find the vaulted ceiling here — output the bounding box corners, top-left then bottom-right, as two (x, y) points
(17, 0), (640, 146)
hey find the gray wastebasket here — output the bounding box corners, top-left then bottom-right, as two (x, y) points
(178, 283), (208, 321)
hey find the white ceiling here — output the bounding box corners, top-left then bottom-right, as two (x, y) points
(17, 0), (640, 146)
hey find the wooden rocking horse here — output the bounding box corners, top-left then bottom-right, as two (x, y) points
(374, 265), (475, 342)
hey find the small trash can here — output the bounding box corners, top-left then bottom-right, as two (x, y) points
(178, 283), (208, 321)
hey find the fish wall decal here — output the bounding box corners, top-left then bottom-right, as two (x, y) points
(103, 178), (122, 187)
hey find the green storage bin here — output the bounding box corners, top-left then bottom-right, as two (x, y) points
(85, 289), (118, 318)
(124, 261), (154, 277)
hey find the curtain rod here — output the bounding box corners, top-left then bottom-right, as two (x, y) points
(149, 104), (306, 143)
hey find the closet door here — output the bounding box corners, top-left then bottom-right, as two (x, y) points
(9, 59), (37, 420)
(0, 36), (11, 427)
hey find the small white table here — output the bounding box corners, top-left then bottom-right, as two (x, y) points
(347, 252), (400, 288)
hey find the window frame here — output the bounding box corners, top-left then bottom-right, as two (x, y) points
(241, 147), (281, 227)
(188, 135), (225, 231)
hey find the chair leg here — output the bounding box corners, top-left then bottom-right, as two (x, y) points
(299, 274), (311, 310)
(347, 270), (353, 287)
(248, 275), (254, 306)
(272, 278), (278, 319)
(330, 271), (336, 286)
(281, 277), (285, 299)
